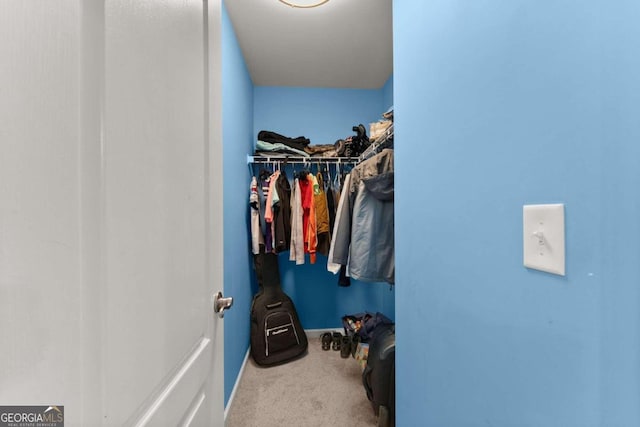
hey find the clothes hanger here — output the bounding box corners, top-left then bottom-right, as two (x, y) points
(299, 158), (309, 180)
(259, 167), (271, 182)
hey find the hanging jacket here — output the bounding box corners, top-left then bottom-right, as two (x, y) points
(263, 171), (280, 253)
(264, 170), (279, 225)
(273, 172), (292, 252)
(327, 173), (351, 274)
(250, 176), (265, 255)
(314, 172), (331, 256)
(332, 149), (394, 284)
(326, 185), (336, 235)
(259, 175), (273, 253)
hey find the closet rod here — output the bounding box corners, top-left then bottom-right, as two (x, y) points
(247, 154), (360, 165)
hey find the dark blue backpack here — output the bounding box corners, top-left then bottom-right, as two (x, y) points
(342, 311), (393, 342)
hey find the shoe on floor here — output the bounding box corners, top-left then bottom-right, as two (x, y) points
(332, 332), (342, 351)
(340, 335), (351, 358)
(321, 332), (332, 351)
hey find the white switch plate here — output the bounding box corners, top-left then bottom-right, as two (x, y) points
(523, 204), (565, 276)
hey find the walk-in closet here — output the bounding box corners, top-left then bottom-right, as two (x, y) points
(222, 0), (395, 425)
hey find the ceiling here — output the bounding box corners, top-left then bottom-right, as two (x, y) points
(224, 0), (393, 89)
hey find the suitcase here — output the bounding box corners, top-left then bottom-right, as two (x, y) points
(250, 251), (308, 366)
(362, 323), (395, 427)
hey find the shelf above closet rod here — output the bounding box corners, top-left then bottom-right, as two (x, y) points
(247, 154), (360, 165)
(359, 123), (394, 162)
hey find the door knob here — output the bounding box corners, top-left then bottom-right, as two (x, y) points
(214, 291), (233, 318)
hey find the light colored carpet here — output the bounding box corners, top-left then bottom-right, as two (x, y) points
(225, 334), (378, 427)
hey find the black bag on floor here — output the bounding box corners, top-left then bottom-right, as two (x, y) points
(250, 252), (308, 366)
(342, 311), (393, 342)
(362, 323), (395, 427)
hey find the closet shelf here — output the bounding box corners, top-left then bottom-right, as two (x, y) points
(247, 154), (360, 165)
(359, 123), (394, 162)
(247, 122), (393, 166)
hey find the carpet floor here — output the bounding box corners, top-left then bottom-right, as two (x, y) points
(226, 334), (378, 427)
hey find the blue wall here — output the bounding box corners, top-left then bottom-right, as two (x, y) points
(395, 1), (640, 426)
(382, 74), (393, 112)
(222, 2), (254, 406)
(599, 3), (640, 423)
(254, 86), (395, 328)
(254, 86), (383, 146)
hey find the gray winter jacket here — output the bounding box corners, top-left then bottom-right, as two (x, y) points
(331, 149), (394, 284)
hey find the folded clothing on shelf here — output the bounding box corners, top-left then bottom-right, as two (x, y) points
(257, 130), (310, 151)
(369, 120), (392, 143)
(256, 139), (310, 157)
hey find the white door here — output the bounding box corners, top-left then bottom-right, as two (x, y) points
(0, 1), (226, 426)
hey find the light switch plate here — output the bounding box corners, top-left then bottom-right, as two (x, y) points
(523, 204), (565, 276)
